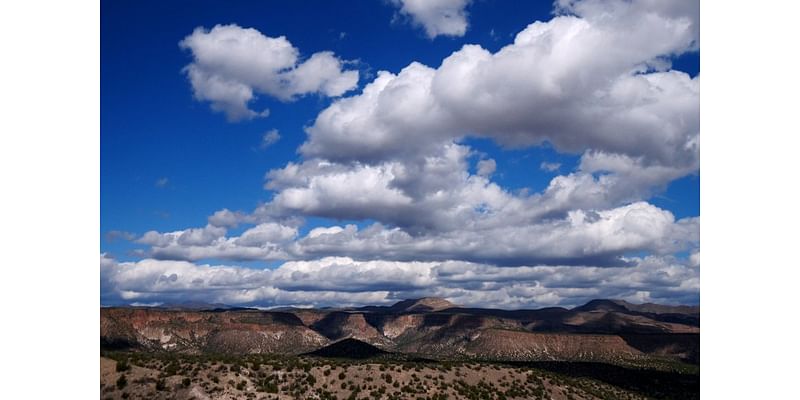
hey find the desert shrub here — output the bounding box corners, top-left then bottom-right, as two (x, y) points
(116, 374), (127, 390)
(165, 362), (179, 376)
(116, 359), (130, 372)
(182, 377), (191, 387)
(155, 379), (166, 391)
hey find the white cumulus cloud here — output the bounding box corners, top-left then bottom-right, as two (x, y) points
(101, 254), (699, 308)
(260, 129), (281, 149)
(304, 0), (699, 171)
(104, 0), (701, 308)
(180, 24), (359, 121)
(392, 0), (471, 38)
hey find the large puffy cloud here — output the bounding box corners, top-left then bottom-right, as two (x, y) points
(265, 143), (487, 232)
(235, 223), (298, 247)
(135, 197), (697, 268)
(101, 254), (698, 308)
(135, 136), (698, 267)
(101, 254), (270, 303)
(137, 224), (227, 248)
(555, 0), (699, 49)
(303, 0), (699, 170)
(265, 142), (695, 235)
(288, 202), (698, 267)
(269, 258), (437, 292)
(180, 24), (359, 121)
(136, 223), (296, 262)
(535, 150), (699, 217)
(392, 0), (471, 38)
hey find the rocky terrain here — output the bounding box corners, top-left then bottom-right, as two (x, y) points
(101, 298), (699, 365)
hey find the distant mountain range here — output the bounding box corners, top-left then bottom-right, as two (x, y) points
(101, 297), (699, 364)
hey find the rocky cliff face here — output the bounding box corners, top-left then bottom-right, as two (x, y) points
(100, 308), (327, 354)
(101, 298), (699, 364)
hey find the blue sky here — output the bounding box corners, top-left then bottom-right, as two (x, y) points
(101, 0), (700, 308)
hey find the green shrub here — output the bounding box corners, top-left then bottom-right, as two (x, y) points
(116, 359), (130, 372)
(116, 374), (127, 390)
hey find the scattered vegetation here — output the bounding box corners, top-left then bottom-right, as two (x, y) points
(101, 350), (698, 399)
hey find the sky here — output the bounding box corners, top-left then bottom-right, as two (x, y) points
(101, 0), (700, 309)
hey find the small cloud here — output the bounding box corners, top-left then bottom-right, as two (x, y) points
(689, 250), (700, 267)
(540, 162), (561, 172)
(391, 0), (471, 39)
(339, 31), (347, 40)
(260, 129), (281, 150)
(129, 302), (163, 307)
(155, 177), (169, 188)
(476, 158), (496, 177)
(105, 230), (136, 242)
(179, 24), (358, 121)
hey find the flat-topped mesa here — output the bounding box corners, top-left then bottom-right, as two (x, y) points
(573, 299), (700, 315)
(389, 297), (457, 313)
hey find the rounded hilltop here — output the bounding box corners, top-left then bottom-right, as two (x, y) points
(389, 297), (457, 312)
